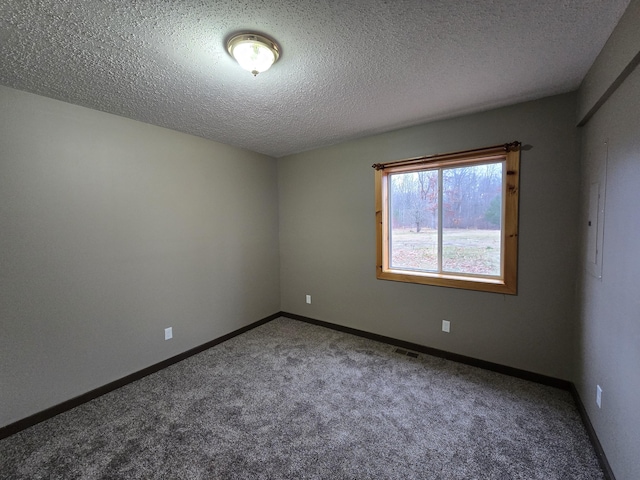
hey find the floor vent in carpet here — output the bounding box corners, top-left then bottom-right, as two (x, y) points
(394, 348), (419, 358)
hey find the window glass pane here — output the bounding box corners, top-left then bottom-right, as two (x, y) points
(375, 145), (520, 294)
(389, 170), (439, 271)
(441, 162), (503, 276)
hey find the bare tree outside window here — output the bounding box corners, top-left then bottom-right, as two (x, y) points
(389, 162), (502, 276)
(374, 142), (520, 294)
(441, 163), (502, 276)
(390, 170), (438, 271)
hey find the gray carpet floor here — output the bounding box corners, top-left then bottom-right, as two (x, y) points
(1, 317), (603, 479)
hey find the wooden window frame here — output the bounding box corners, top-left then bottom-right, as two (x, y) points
(374, 142), (521, 294)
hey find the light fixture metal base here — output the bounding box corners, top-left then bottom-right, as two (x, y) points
(226, 33), (280, 76)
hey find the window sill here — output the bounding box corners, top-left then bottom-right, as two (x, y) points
(377, 268), (516, 294)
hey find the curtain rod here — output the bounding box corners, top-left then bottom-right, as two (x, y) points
(372, 141), (521, 171)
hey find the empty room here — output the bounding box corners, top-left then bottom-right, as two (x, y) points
(1, 1), (639, 479)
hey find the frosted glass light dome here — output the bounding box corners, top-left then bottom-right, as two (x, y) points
(227, 33), (280, 76)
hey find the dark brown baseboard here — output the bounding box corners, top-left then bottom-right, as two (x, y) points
(569, 384), (617, 480)
(281, 312), (571, 390)
(1, 310), (617, 480)
(282, 311), (617, 480)
(0, 312), (283, 440)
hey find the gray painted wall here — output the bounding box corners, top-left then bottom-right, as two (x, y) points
(0, 86), (280, 428)
(576, 3), (640, 478)
(279, 93), (580, 380)
(578, 0), (640, 124)
(2, 5), (637, 475)
(577, 66), (640, 480)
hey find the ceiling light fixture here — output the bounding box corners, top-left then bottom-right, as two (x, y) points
(226, 33), (280, 76)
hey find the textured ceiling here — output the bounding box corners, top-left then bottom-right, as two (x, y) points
(0, 0), (631, 157)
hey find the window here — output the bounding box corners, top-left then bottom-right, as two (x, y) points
(373, 142), (521, 294)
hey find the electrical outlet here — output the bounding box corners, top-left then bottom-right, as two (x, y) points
(165, 327), (173, 340)
(306, 294), (312, 304)
(442, 320), (450, 333)
(596, 385), (602, 408)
